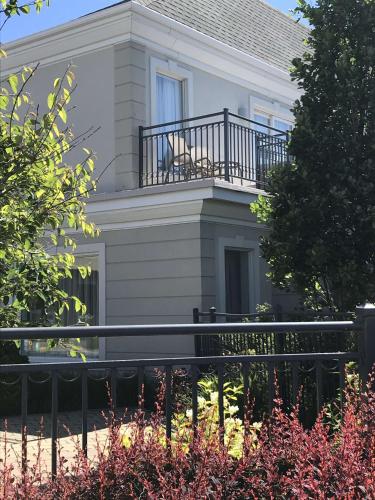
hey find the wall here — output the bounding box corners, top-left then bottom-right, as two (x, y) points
(193, 67), (250, 117)
(114, 42), (147, 190)
(20, 47), (116, 193)
(200, 199), (272, 315)
(76, 221), (204, 359)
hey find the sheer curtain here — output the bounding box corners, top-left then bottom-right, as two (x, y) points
(156, 74), (183, 168)
(156, 74), (182, 124)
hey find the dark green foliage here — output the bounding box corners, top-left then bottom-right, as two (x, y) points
(251, 0), (375, 311)
(0, 341), (27, 415)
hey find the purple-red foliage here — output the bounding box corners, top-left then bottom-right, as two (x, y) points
(1, 381), (374, 499)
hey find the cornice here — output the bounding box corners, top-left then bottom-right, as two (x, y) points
(2, 1), (299, 103)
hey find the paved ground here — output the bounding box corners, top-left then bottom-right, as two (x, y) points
(0, 408), (130, 475)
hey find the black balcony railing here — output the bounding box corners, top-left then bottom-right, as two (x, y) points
(139, 108), (291, 188)
(2, 306), (375, 476)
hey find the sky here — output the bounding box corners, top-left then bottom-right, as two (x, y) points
(1, 0), (300, 43)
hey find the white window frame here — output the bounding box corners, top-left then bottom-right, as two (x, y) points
(26, 242), (106, 363)
(216, 236), (260, 314)
(150, 56), (194, 125)
(250, 96), (293, 133)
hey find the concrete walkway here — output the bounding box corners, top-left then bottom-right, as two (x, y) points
(0, 409), (130, 476)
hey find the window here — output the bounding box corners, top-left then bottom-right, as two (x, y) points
(254, 112), (292, 137)
(150, 58), (193, 172)
(274, 119), (292, 134)
(253, 112), (292, 179)
(225, 249), (250, 314)
(156, 74), (183, 125)
(150, 57), (193, 125)
(22, 254), (100, 359)
(254, 113), (271, 135)
(156, 74), (184, 168)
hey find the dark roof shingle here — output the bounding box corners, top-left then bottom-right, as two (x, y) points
(135, 0), (308, 72)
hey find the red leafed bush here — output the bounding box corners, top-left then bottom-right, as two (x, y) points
(1, 379), (374, 499)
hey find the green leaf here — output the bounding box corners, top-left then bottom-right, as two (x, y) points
(8, 74), (18, 93)
(0, 94), (8, 110)
(58, 107), (67, 123)
(47, 92), (55, 110)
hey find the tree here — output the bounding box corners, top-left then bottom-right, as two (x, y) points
(0, 0), (99, 331)
(251, 0), (375, 312)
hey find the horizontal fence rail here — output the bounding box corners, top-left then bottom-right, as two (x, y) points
(139, 108), (290, 188)
(1, 311), (374, 479)
(0, 321), (357, 340)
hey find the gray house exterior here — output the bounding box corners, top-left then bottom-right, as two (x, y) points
(3, 0), (307, 360)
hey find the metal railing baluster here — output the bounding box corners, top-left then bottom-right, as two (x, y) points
(51, 371), (58, 478)
(242, 362), (250, 428)
(81, 370), (88, 456)
(291, 362), (299, 405)
(268, 361), (275, 412)
(138, 126), (143, 188)
(191, 364), (198, 435)
(218, 363), (224, 443)
(111, 367), (117, 410)
(316, 361), (323, 411)
(339, 359), (345, 412)
(165, 366), (172, 441)
(137, 366), (144, 410)
(21, 372), (28, 474)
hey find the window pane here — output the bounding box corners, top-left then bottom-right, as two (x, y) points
(156, 74), (183, 124)
(274, 119), (292, 133)
(225, 250), (249, 314)
(156, 74), (183, 168)
(23, 254), (100, 358)
(254, 113), (271, 134)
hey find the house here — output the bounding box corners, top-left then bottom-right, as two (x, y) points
(3, 0), (307, 360)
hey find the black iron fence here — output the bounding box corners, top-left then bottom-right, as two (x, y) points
(193, 307), (357, 357)
(139, 109), (290, 188)
(1, 305), (375, 476)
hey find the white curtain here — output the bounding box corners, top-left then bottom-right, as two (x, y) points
(156, 74), (182, 125)
(156, 74), (183, 168)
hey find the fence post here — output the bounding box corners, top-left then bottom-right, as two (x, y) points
(209, 307), (219, 356)
(355, 303), (375, 384)
(209, 306), (217, 323)
(193, 307), (199, 324)
(193, 307), (201, 357)
(138, 125), (144, 188)
(223, 108), (230, 182)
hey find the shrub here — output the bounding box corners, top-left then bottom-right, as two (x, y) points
(0, 376), (374, 499)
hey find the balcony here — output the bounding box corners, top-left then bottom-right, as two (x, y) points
(139, 108), (291, 189)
